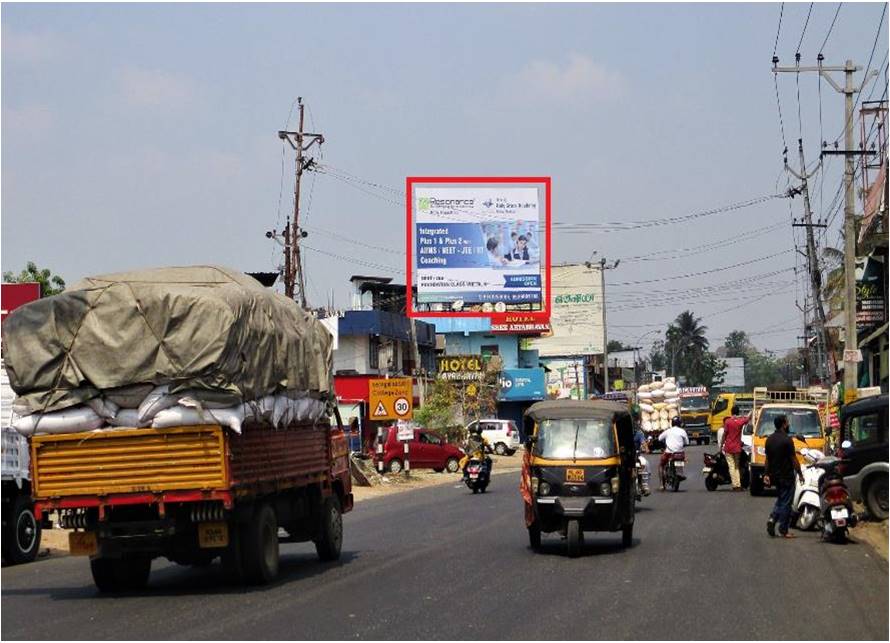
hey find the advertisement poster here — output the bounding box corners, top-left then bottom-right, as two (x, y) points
(543, 358), (587, 400)
(529, 264), (603, 357)
(413, 187), (543, 311)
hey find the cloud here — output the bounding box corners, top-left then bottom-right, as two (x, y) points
(506, 53), (624, 103)
(118, 67), (196, 109)
(1, 27), (60, 63)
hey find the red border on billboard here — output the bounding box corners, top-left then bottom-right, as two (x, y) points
(405, 177), (551, 322)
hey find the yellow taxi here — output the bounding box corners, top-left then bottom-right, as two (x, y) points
(748, 387), (829, 496)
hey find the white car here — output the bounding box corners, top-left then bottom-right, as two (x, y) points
(466, 419), (521, 456)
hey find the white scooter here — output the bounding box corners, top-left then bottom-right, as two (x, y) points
(793, 448), (825, 530)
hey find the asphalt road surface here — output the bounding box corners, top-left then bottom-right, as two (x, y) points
(3, 445), (887, 640)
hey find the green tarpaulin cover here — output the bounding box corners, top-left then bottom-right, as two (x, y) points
(3, 266), (332, 414)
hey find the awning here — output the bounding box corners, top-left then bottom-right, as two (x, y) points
(859, 322), (889, 348)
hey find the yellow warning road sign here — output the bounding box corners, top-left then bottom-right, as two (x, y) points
(369, 378), (413, 421)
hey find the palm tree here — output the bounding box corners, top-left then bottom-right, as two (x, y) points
(665, 311), (709, 379)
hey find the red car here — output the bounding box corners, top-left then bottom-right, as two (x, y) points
(373, 426), (464, 474)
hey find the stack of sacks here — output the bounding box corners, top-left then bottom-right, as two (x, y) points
(637, 377), (681, 432)
(11, 384), (328, 437)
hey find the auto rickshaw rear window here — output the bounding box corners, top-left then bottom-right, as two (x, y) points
(536, 418), (616, 460)
(755, 408), (822, 437)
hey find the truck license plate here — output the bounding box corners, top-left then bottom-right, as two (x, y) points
(69, 531), (98, 557)
(198, 521), (229, 548)
(566, 468), (585, 483)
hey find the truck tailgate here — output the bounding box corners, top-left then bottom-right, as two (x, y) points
(31, 425), (227, 499)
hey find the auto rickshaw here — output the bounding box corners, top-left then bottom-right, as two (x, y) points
(520, 400), (636, 557)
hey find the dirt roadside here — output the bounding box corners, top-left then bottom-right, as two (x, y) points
(32, 453), (524, 558)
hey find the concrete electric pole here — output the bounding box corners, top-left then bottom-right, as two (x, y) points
(277, 98), (324, 307)
(786, 138), (832, 385)
(772, 56), (878, 401)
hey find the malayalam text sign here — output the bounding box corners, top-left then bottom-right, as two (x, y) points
(530, 264), (604, 357)
(369, 378), (413, 421)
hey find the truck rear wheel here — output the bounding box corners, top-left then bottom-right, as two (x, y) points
(314, 496), (343, 562)
(90, 556), (151, 593)
(241, 503), (279, 585)
(2, 496), (41, 565)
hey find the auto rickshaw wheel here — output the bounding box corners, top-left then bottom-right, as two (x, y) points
(566, 520), (583, 558)
(622, 523), (633, 548)
(528, 522), (541, 551)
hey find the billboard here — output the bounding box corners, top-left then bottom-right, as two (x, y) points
(543, 357), (587, 400)
(407, 177), (551, 322)
(529, 264), (604, 357)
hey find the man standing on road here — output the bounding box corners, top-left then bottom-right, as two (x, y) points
(763, 414), (803, 538)
(722, 405), (746, 491)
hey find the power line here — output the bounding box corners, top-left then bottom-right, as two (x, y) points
(818, 3), (843, 55)
(796, 3), (815, 55)
(605, 252), (793, 288)
(773, 2), (785, 58)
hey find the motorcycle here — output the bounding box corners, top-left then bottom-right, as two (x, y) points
(663, 452), (686, 491)
(464, 457), (492, 494)
(814, 455), (859, 543)
(702, 450), (750, 491)
(635, 455), (651, 499)
(792, 448), (824, 530)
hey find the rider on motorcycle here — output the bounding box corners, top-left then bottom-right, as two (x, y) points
(460, 423), (491, 479)
(632, 407), (651, 496)
(658, 416), (689, 491)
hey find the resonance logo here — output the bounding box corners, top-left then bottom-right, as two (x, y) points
(418, 197), (431, 211)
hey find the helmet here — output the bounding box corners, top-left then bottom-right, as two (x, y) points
(470, 424), (483, 436)
(671, 416), (683, 427)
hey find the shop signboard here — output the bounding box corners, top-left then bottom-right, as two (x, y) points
(436, 354), (484, 381)
(498, 368), (546, 401)
(856, 255), (886, 335)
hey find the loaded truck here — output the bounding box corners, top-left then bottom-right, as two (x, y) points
(2, 363), (42, 564)
(2, 282), (44, 565)
(30, 413), (352, 590)
(678, 386), (711, 445)
(3, 266), (352, 591)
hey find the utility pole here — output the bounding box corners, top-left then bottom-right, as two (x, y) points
(597, 257), (620, 393)
(772, 56), (878, 402)
(277, 97), (324, 307)
(787, 138), (831, 385)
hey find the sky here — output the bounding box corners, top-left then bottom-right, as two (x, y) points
(3, 2), (888, 356)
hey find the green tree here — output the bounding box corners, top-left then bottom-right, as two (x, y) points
(723, 330), (753, 358)
(665, 310), (709, 380)
(3, 261), (66, 297)
(414, 379), (458, 435)
(607, 339), (628, 352)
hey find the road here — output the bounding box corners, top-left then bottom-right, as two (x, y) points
(2, 445), (887, 640)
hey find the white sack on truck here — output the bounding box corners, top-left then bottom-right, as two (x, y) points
(12, 406), (104, 436)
